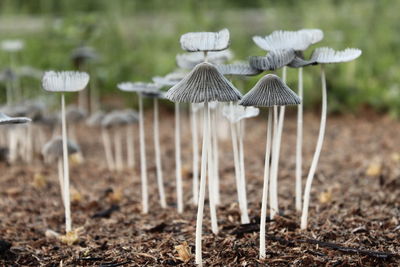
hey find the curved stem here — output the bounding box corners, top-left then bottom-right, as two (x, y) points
(154, 98), (166, 208)
(175, 102), (183, 213)
(61, 93), (71, 233)
(301, 65), (327, 230)
(195, 102), (209, 265)
(138, 94), (148, 214)
(207, 106), (218, 234)
(237, 120), (249, 224)
(296, 67), (303, 212)
(260, 108), (272, 259)
(191, 104), (199, 205)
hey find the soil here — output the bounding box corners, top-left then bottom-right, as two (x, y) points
(1, 110), (400, 266)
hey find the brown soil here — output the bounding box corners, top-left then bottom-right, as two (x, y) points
(1, 111), (400, 266)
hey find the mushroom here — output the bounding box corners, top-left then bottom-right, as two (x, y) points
(65, 105), (87, 142)
(166, 56), (242, 265)
(122, 109), (139, 170)
(42, 71), (89, 233)
(176, 50), (233, 70)
(300, 47), (362, 230)
(42, 137), (80, 206)
(1, 40), (24, 103)
(117, 82), (162, 214)
(0, 68), (17, 105)
(239, 74), (300, 259)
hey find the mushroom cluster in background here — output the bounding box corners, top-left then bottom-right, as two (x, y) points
(0, 27), (362, 265)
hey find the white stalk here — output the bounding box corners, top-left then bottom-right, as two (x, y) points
(126, 125), (135, 168)
(154, 98), (166, 208)
(212, 108), (220, 205)
(301, 65), (327, 230)
(237, 120), (249, 224)
(260, 108), (273, 259)
(175, 102), (183, 213)
(114, 130), (123, 171)
(61, 93), (72, 233)
(191, 104), (199, 205)
(195, 101), (209, 266)
(138, 93), (149, 214)
(295, 67), (303, 212)
(58, 158), (65, 207)
(207, 106), (218, 234)
(102, 129), (115, 171)
(269, 106), (278, 218)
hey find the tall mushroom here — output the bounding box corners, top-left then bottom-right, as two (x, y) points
(42, 71), (89, 233)
(239, 74), (300, 259)
(301, 47), (361, 229)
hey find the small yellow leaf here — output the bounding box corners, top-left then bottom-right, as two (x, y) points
(366, 162), (381, 176)
(319, 190), (332, 204)
(59, 227), (83, 246)
(107, 189), (123, 204)
(175, 241), (191, 263)
(70, 153), (84, 165)
(32, 173), (47, 189)
(70, 188), (82, 203)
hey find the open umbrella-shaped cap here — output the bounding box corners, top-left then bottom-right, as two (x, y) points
(86, 111), (105, 127)
(222, 104), (260, 123)
(165, 62), (242, 103)
(117, 82), (162, 93)
(250, 49), (295, 71)
(1, 40), (24, 52)
(153, 71), (187, 87)
(298, 29), (324, 44)
(71, 46), (99, 62)
(180, 29), (230, 52)
(0, 112), (31, 125)
(101, 111), (130, 128)
(176, 50), (233, 69)
(216, 63), (262, 76)
(141, 90), (166, 99)
(288, 51), (317, 68)
(240, 74), (301, 107)
(65, 106), (87, 123)
(122, 109), (139, 124)
(42, 71), (90, 92)
(42, 137), (80, 162)
(310, 47), (362, 64)
(253, 30), (317, 51)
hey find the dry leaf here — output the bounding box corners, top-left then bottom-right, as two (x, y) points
(366, 162), (382, 176)
(175, 241), (192, 263)
(181, 165), (191, 178)
(32, 173), (47, 189)
(319, 190), (332, 204)
(107, 189), (123, 204)
(71, 187), (82, 203)
(70, 153), (84, 165)
(59, 227), (84, 246)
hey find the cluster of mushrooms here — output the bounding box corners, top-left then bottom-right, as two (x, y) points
(0, 29), (361, 265)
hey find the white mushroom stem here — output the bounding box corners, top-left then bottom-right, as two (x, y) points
(138, 93), (148, 214)
(25, 125), (33, 163)
(237, 120), (249, 224)
(191, 104), (199, 205)
(195, 101), (209, 266)
(301, 65), (327, 230)
(114, 129), (123, 171)
(126, 125), (135, 168)
(154, 98), (166, 209)
(102, 129), (115, 171)
(295, 67), (303, 212)
(8, 128), (17, 163)
(269, 105), (278, 218)
(175, 102), (183, 213)
(61, 93), (72, 233)
(260, 108), (273, 259)
(207, 107), (218, 234)
(212, 108), (220, 205)
(58, 158), (65, 206)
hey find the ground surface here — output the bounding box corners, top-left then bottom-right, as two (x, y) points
(1, 111), (400, 266)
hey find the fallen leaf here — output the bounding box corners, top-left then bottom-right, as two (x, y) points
(59, 227), (84, 246)
(366, 162), (381, 176)
(175, 241), (191, 263)
(319, 190), (332, 204)
(71, 188), (82, 203)
(32, 173), (47, 189)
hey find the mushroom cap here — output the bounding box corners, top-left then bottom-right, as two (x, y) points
(288, 52), (317, 68)
(101, 111), (130, 128)
(153, 71), (187, 87)
(216, 63), (262, 76)
(250, 49), (295, 71)
(117, 82), (162, 93)
(36, 113), (60, 127)
(42, 71), (90, 92)
(70, 46), (98, 62)
(42, 136), (80, 162)
(253, 29), (322, 51)
(122, 109), (139, 124)
(222, 104), (260, 123)
(239, 74), (301, 107)
(165, 62), (242, 103)
(0, 101), (44, 120)
(141, 90), (166, 99)
(1, 39), (24, 52)
(0, 112), (31, 125)
(86, 111), (106, 127)
(176, 50), (233, 69)
(0, 68), (18, 82)
(180, 29), (230, 52)
(65, 106), (87, 123)
(310, 47), (362, 64)
(17, 66), (43, 79)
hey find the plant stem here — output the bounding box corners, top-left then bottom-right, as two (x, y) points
(114, 129), (123, 170)
(301, 65), (327, 230)
(212, 108), (220, 205)
(126, 125), (135, 168)
(102, 129), (115, 171)
(207, 105), (218, 234)
(296, 67), (303, 212)
(175, 102), (183, 213)
(269, 105), (278, 218)
(61, 93), (72, 233)
(154, 98), (166, 208)
(237, 120), (249, 224)
(138, 93), (148, 214)
(58, 158), (65, 207)
(260, 108), (272, 259)
(191, 104), (199, 205)
(195, 101), (209, 266)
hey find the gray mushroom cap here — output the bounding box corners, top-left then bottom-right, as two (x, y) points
(42, 71), (90, 92)
(180, 28), (230, 52)
(288, 52), (317, 68)
(86, 111), (105, 127)
(117, 82), (162, 93)
(310, 47), (362, 64)
(216, 63), (262, 76)
(42, 136), (80, 162)
(250, 49), (296, 71)
(153, 71), (187, 87)
(165, 62), (242, 103)
(240, 74), (301, 107)
(101, 111), (130, 128)
(0, 112), (31, 125)
(65, 106), (87, 123)
(122, 109), (139, 124)
(176, 50), (233, 69)
(71, 46), (98, 62)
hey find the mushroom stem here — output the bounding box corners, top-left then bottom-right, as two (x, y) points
(114, 129), (123, 171)
(207, 106), (218, 234)
(212, 108), (220, 205)
(154, 98), (166, 208)
(269, 105), (278, 218)
(175, 102), (183, 213)
(195, 101), (209, 265)
(191, 104), (199, 205)
(138, 93), (149, 214)
(295, 67), (303, 212)
(260, 108), (273, 259)
(102, 129), (115, 171)
(301, 65), (327, 230)
(237, 120), (249, 223)
(58, 158), (65, 206)
(126, 125), (135, 168)
(61, 93), (72, 233)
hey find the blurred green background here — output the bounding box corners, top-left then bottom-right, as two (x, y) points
(0, 0), (398, 116)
